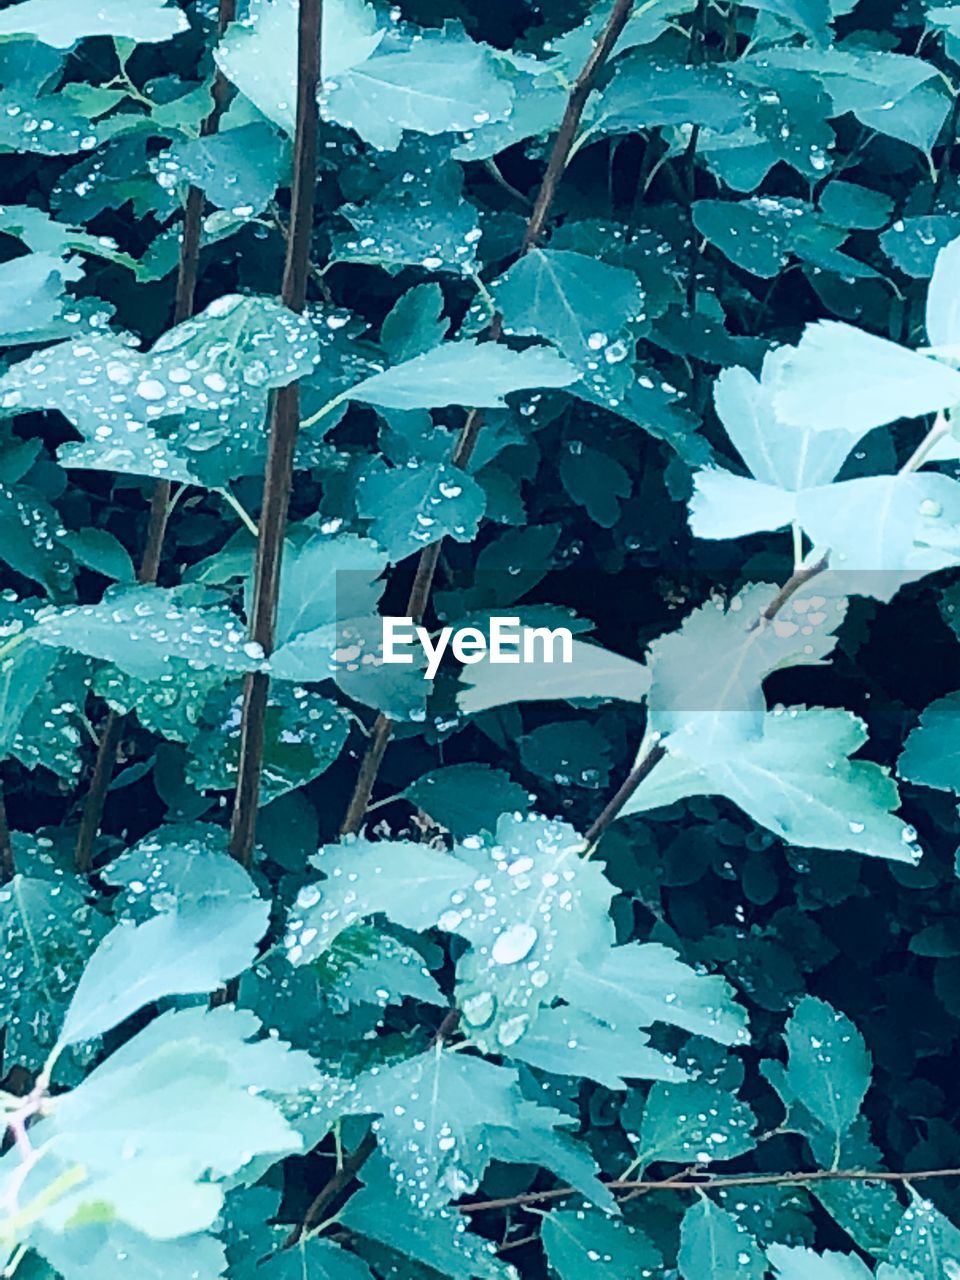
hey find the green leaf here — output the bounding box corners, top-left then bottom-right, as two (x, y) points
(34, 586), (261, 680)
(770, 320), (960, 434)
(333, 167), (481, 276)
(886, 1194), (960, 1276)
(351, 1048), (521, 1207)
(284, 838), (475, 963)
(881, 215), (960, 277)
(380, 283), (450, 362)
(458, 630), (650, 714)
(187, 685), (349, 803)
(346, 340), (578, 410)
(898, 693), (960, 792)
(505, 1004), (685, 1088)
(678, 1198), (766, 1280)
(323, 28), (515, 151)
(0, 875), (107, 1076)
(355, 458), (486, 560)
(0, 0), (188, 47)
(0, 616), (58, 759)
(159, 123), (288, 218)
(450, 814), (615, 1053)
(0, 252), (84, 346)
(645, 582), (845, 762)
(0, 294), (318, 486)
(629, 1078), (757, 1169)
(101, 823), (259, 922)
(493, 248), (644, 407)
(819, 181), (893, 230)
(259, 1238), (375, 1280)
(625, 706), (919, 862)
(58, 896), (269, 1046)
(33, 1005), (316, 1238)
(541, 1210), (662, 1279)
(562, 942), (749, 1045)
(340, 1155), (510, 1279)
(767, 996), (871, 1162)
(403, 764), (531, 837)
(0, 480), (73, 597)
(62, 528), (134, 582)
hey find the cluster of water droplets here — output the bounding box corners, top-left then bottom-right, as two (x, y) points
(0, 294), (318, 486)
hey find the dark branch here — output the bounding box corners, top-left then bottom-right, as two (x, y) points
(339, 0), (633, 834)
(229, 0), (322, 866)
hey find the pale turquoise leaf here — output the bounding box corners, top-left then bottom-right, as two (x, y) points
(926, 235), (960, 349)
(505, 1004), (685, 1088)
(347, 340), (578, 410)
(796, 473), (960, 599)
(713, 360), (855, 489)
(561, 942), (749, 1046)
(284, 838), (475, 963)
(771, 320), (960, 434)
(458, 631), (650, 714)
(449, 814), (615, 1053)
(58, 897), (269, 1046)
(34, 586), (261, 681)
(646, 582), (845, 763)
(0, 0), (188, 47)
(767, 1244), (873, 1279)
(689, 470), (798, 538)
(624, 706), (919, 862)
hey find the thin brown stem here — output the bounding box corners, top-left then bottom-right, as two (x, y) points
(284, 1129), (378, 1247)
(460, 1164), (960, 1216)
(72, 0), (236, 874)
(228, 0), (321, 867)
(339, 0), (632, 834)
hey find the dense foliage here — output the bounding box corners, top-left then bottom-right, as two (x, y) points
(3, 0), (960, 1276)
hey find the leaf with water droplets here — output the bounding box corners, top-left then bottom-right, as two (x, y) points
(0, 294), (318, 486)
(767, 1244), (873, 1279)
(186, 683), (349, 803)
(355, 457), (486, 561)
(627, 1078), (757, 1170)
(448, 813), (616, 1053)
(0, 479), (74, 598)
(541, 1208), (662, 1280)
(762, 996), (871, 1165)
(678, 1198), (766, 1280)
(562, 941), (750, 1046)
(493, 249), (644, 411)
(101, 823), (258, 922)
(504, 1004), (686, 1088)
(283, 838), (475, 965)
(885, 1193), (960, 1277)
(34, 585), (262, 681)
(645, 582), (846, 764)
(0, 874), (107, 1078)
(339, 1153), (511, 1279)
(333, 165), (481, 277)
(351, 1047), (521, 1210)
(28, 1004), (315, 1240)
(625, 706), (919, 862)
